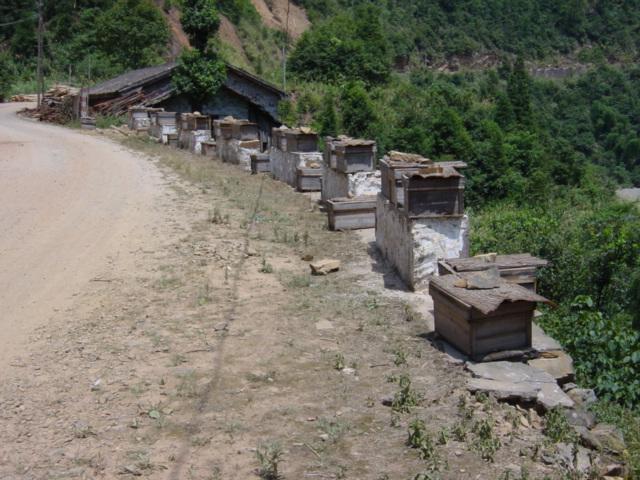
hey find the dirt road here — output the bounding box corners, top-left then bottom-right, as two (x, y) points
(0, 103), (165, 370)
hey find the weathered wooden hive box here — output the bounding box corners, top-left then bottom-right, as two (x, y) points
(202, 140), (217, 157)
(401, 166), (465, 218)
(232, 121), (259, 140)
(251, 153), (271, 174)
(380, 151), (466, 207)
(285, 129), (318, 153)
(334, 139), (376, 173)
(429, 274), (549, 359)
(184, 114), (211, 132)
(327, 196), (376, 230)
(128, 107), (158, 131)
(167, 133), (178, 148)
(218, 119), (236, 139)
(296, 167), (322, 191)
(324, 137), (337, 169)
(272, 128), (286, 150)
(439, 254), (549, 292)
(157, 112), (177, 126)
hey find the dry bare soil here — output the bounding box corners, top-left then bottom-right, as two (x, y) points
(0, 121), (579, 479)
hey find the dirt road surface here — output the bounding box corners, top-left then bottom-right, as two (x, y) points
(0, 103), (166, 370)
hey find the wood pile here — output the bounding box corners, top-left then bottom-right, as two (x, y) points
(20, 85), (78, 124)
(93, 83), (172, 116)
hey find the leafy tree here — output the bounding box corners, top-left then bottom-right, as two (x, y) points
(95, 0), (169, 70)
(340, 81), (376, 138)
(0, 52), (15, 101)
(316, 91), (339, 137)
(172, 49), (226, 110)
(507, 57), (532, 126)
(181, 0), (220, 51)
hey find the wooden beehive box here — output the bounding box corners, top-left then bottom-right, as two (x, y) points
(187, 114), (211, 131)
(327, 196), (376, 230)
(334, 139), (376, 173)
(401, 166), (465, 218)
(285, 129), (318, 153)
(202, 140), (217, 157)
(157, 112), (177, 126)
(296, 167), (322, 191)
(250, 153), (271, 174)
(439, 254), (549, 292)
(231, 121), (259, 140)
(380, 152), (467, 206)
(167, 134), (179, 148)
(429, 275), (549, 359)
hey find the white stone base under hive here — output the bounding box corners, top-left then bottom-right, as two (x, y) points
(270, 148), (324, 188)
(217, 139), (259, 171)
(149, 124), (177, 144)
(321, 168), (381, 202)
(375, 194), (469, 290)
(179, 130), (211, 154)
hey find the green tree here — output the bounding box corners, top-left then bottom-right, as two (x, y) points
(96, 0), (169, 70)
(340, 81), (376, 138)
(181, 0), (220, 51)
(172, 49), (226, 110)
(316, 91), (339, 137)
(0, 52), (15, 101)
(507, 57), (532, 126)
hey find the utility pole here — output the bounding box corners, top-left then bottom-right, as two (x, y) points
(282, 0), (290, 92)
(36, 0), (44, 108)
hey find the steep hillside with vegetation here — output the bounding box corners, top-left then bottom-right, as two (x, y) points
(1, 0), (639, 472)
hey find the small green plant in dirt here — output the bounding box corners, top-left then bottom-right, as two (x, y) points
(393, 347), (408, 366)
(208, 207), (229, 224)
(196, 281), (213, 306)
(403, 303), (421, 322)
(256, 442), (283, 479)
(260, 257), (274, 274)
(279, 272), (311, 288)
(176, 371), (198, 398)
(407, 419), (446, 471)
(437, 427), (449, 445)
(457, 395), (474, 423)
(318, 417), (349, 443)
(452, 421), (468, 441)
(543, 407), (577, 444)
(333, 353), (345, 371)
(392, 374), (421, 413)
(472, 418), (501, 462)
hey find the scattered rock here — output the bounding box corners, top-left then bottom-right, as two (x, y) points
(562, 382), (578, 392)
(466, 361), (574, 409)
(119, 465), (142, 476)
(309, 259), (340, 275)
(567, 387), (597, 407)
(315, 319), (334, 330)
(300, 254), (314, 261)
(319, 433), (329, 441)
(532, 323), (562, 352)
(381, 395), (393, 406)
(575, 446), (592, 473)
(527, 350), (575, 385)
(578, 423), (626, 455)
(564, 408), (596, 429)
(213, 322), (228, 332)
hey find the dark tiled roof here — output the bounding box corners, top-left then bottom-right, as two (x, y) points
(89, 62), (177, 96)
(89, 61), (285, 98)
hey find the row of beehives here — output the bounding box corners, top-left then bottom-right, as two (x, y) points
(129, 106), (557, 363)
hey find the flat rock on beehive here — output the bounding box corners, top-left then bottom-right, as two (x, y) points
(528, 350), (575, 385)
(310, 259), (341, 275)
(466, 361), (574, 409)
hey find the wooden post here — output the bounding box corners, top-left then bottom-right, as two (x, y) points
(36, 0), (44, 108)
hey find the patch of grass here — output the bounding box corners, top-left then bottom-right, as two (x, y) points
(543, 407), (577, 445)
(256, 442), (283, 479)
(318, 417), (350, 443)
(246, 371), (276, 383)
(333, 353), (345, 371)
(392, 374), (421, 413)
(407, 419), (446, 471)
(176, 371), (198, 398)
(279, 272), (311, 289)
(196, 281), (213, 306)
(95, 114), (124, 129)
(393, 348), (408, 366)
(590, 401), (640, 477)
(471, 418), (501, 462)
(154, 275), (182, 290)
(260, 257), (274, 274)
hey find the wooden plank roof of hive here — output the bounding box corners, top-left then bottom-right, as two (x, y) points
(89, 62), (177, 97)
(430, 274), (549, 315)
(446, 254), (549, 272)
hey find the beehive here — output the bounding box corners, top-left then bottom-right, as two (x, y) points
(401, 166), (465, 218)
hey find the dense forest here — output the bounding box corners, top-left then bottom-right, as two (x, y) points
(1, 0), (639, 471)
